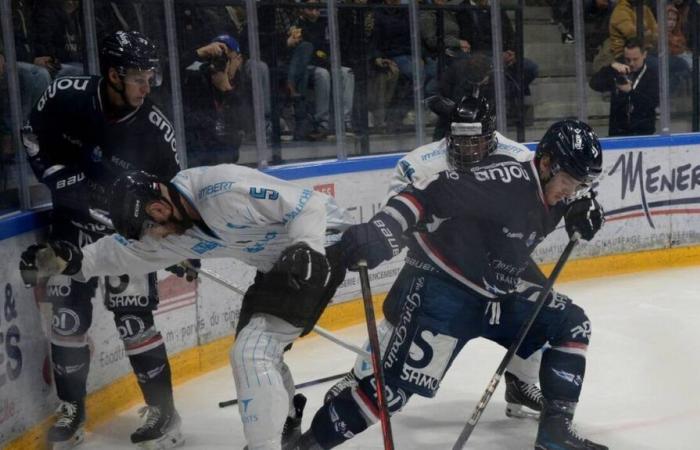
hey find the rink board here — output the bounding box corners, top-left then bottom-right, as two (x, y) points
(2, 134), (700, 448)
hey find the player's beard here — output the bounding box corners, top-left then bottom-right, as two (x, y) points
(146, 217), (193, 238)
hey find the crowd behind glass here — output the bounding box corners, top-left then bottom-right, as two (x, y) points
(1, 0), (699, 214)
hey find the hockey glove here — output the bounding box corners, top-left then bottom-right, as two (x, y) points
(274, 243), (331, 291)
(340, 212), (403, 270)
(564, 192), (605, 241)
(165, 259), (201, 282)
(19, 241), (83, 287)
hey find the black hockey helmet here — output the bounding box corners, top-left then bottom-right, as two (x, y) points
(100, 30), (162, 86)
(536, 119), (603, 186)
(446, 95), (496, 171)
(109, 170), (164, 240)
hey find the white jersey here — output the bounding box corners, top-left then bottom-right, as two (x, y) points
(79, 164), (354, 278)
(387, 131), (533, 195)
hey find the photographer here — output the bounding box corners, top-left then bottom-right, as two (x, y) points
(183, 35), (249, 165)
(590, 37), (658, 137)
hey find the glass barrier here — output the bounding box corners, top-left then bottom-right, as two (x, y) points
(0, 46), (21, 214)
(519, 2), (575, 141)
(2, 0), (700, 216)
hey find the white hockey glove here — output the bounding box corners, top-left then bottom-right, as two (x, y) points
(19, 241), (83, 287)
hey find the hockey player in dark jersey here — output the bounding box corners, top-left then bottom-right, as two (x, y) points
(299, 107), (608, 450)
(22, 31), (183, 449)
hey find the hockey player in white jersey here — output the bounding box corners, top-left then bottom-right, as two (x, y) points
(19, 164), (354, 450)
(324, 95), (545, 420)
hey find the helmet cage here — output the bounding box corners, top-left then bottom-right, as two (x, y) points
(447, 121), (496, 171)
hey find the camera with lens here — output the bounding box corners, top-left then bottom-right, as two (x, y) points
(209, 53), (229, 72)
(615, 73), (630, 85)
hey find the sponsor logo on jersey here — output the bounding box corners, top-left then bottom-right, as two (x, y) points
(191, 239), (223, 255)
(399, 330), (457, 392)
(52, 308), (81, 336)
(399, 160), (416, 182)
(92, 146), (103, 162)
(108, 295), (150, 309)
(226, 222), (249, 229)
(419, 146), (446, 162)
(472, 161), (530, 184)
(551, 368), (583, 387)
(148, 106), (177, 154)
(385, 283), (423, 370)
(244, 231), (278, 253)
(37, 78), (90, 111)
(198, 181), (235, 200)
(55, 172), (85, 190)
(47, 283), (72, 298)
(283, 189), (313, 224)
(240, 398), (258, 424)
(116, 315), (147, 339)
(110, 155), (133, 170)
(249, 187), (279, 200)
(571, 320), (592, 339)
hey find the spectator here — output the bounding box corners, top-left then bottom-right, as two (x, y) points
(286, 0), (355, 139)
(584, 0), (616, 62)
(457, 0), (539, 100)
(372, 0), (435, 127)
(33, 0), (84, 78)
(339, 0), (375, 134)
(667, 4), (692, 73)
(421, 0), (471, 59)
(608, 0), (657, 60)
(550, 0), (575, 44)
(590, 37), (658, 136)
(11, 0), (52, 122)
(0, 41), (10, 163)
(434, 51), (492, 139)
(182, 36), (248, 165)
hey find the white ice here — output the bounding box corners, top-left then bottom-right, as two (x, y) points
(83, 266), (700, 449)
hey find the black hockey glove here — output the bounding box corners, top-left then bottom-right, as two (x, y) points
(19, 241), (83, 287)
(274, 243), (331, 291)
(565, 192), (605, 241)
(165, 259), (201, 282)
(340, 212), (403, 270)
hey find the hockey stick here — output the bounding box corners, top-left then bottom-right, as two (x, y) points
(187, 263), (370, 358)
(451, 233), (580, 450)
(358, 261), (395, 450)
(218, 372), (348, 408)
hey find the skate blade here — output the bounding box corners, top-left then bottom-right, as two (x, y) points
(50, 428), (85, 449)
(135, 430), (185, 450)
(505, 403), (540, 420)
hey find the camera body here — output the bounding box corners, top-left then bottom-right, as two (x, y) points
(210, 53), (229, 72)
(615, 73), (630, 85)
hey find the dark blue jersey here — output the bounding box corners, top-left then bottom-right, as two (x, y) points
(384, 154), (566, 299)
(24, 76), (180, 220)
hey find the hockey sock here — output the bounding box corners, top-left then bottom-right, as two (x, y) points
(52, 343), (90, 402)
(127, 338), (174, 410)
(539, 347), (586, 403)
(309, 388), (371, 449)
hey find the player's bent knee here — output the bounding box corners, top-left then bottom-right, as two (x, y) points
(552, 303), (591, 348)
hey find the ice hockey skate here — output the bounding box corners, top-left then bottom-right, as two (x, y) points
(535, 400), (607, 450)
(242, 393), (307, 450)
(504, 371), (543, 420)
(323, 372), (358, 404)
(130, 405), (184, 449)
(48, 400), (85, 449)
(282, 394), (307, 449)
